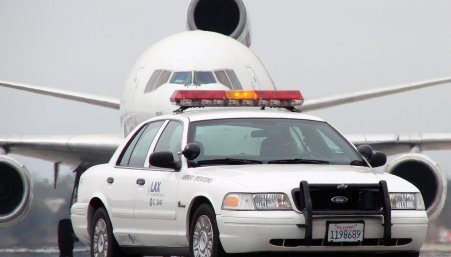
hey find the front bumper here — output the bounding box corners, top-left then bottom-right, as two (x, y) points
(217, 209), (428, 254)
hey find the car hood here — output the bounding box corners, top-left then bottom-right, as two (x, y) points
(190, 164), (419, 192)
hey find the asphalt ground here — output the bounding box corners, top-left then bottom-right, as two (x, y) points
(1, 246), (450, 257)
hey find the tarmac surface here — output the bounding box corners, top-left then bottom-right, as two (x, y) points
(0, 246), (450, 257)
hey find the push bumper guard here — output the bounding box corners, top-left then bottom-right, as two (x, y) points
(296, 180), (391, 246)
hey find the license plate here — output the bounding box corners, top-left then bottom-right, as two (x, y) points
(327, 222), (364, 242)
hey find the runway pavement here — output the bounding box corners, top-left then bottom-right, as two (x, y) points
(0, 246), (450, 257)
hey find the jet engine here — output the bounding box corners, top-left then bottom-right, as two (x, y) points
(385, 153), (447, 220)
(187, 0), (251, 47)
(0, 155), (32, 227)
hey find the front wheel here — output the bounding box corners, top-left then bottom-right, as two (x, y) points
(90, 207), (124, 257)
(189, 204), (223, 257)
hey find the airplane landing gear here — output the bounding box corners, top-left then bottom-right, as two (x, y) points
(58, 165), (87, 257)
(58, 219), (74, 257)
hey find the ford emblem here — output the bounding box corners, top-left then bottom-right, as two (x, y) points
(331, 196), (348, 204)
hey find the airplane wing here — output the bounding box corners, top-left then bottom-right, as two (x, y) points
(0, 80), (120, 109)
(346, 133), (451, 155)
(2, 77), (450, 113)
(0, 81), (123, 166)
(300, 77), (451, 111)
(0, 134), (124, 166)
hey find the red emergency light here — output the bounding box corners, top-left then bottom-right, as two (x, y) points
(170, 90), (304, 111)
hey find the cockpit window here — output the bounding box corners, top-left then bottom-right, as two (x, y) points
(194, 71), (216, 84)
(170, 71), (192, 85)
(170, 71), (217, 86)
(144, 69), (171, 93)
(214, 70), (242, 90)
(145, 69), (243, 92)
(155, 70), (171, 90)
(144, 70), (162, 93)
(214, 71), (232, 89)
(225, 69), (242, 90)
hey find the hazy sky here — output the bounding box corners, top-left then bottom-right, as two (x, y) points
(0, 0), (451, 181)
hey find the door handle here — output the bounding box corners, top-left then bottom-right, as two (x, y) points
(107, 177), (114, 184)
(136, 178), (145, 185)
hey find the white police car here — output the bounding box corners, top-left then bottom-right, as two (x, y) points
(71, 90), (428, 257)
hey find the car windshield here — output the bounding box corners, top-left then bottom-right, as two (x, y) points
(188, 118), (365, 166)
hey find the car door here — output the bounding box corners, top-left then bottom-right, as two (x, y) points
(109, 120), (165, 246)
(133, 120), (184, 247)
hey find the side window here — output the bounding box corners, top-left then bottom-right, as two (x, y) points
(118, 124), (148, 166)
(214, 70), (232, 89)
(154, 70), (171, 90)
(225, 70), (242, 90)
(154, 121), (183, 164)
(144, 70), (162, 93)
(118, 121), (164, 167)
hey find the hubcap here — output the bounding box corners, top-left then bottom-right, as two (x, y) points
(93, 218), (109, 257)
(193, 215), (214, 257)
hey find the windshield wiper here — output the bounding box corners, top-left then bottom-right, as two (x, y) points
(268, 158), (330, 164)
(197, 158), (263, 166)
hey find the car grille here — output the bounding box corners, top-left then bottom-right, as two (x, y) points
(291, 186), (384, 212)
(291, 180), (392, 246)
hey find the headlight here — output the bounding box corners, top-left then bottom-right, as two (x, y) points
(222, 193), (254, 210)
(389, 193), (425, 210)
(222, 193), (292, 210)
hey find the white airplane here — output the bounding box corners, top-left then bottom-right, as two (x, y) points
(0, 0), (450, 255)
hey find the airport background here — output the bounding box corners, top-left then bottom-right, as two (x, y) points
(2, 0), (451, 256)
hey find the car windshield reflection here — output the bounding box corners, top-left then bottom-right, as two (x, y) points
(188, 118), (366, 167)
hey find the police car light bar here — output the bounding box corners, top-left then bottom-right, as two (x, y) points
(170, 90), (304, 111)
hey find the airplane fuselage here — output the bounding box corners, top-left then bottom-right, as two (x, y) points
(119, 31), (276, 135)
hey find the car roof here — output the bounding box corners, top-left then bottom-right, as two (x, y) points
(153, 108), (325, 123)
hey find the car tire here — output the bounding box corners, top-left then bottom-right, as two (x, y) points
(90, 207), (125, 257)
(58, 219), (74, 257)
(189, 204), (223, 257)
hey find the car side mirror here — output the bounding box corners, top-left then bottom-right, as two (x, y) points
(369, 151), (387, 167)
(357, 144), (374, 160)
(182, 143), (201, 160)
(357, 144), (387, 168)
(149, 151), (179, 170)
